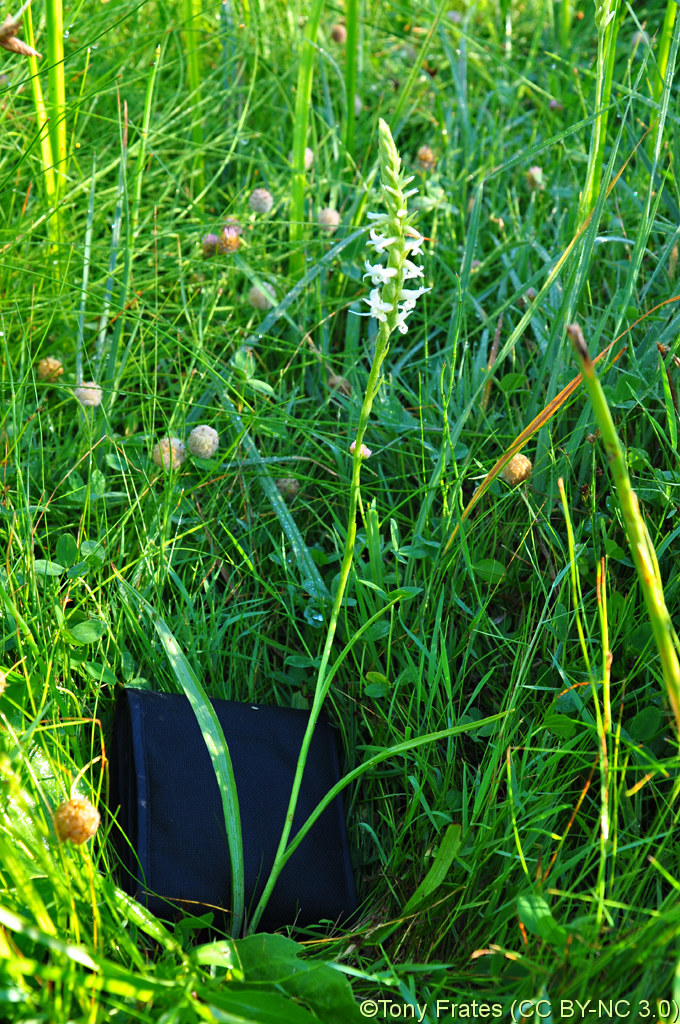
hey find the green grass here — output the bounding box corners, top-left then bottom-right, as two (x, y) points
(2, 0), (680, 1020)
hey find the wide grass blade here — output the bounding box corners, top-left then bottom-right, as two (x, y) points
(114, 572), (245, 938)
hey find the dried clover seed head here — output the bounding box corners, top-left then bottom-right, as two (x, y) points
(187, 424), (219, 458)
(249, 187), (274, 214)
(75, 382), (103, 408)
(55, 796), (100, 845)
(37, 356), (64, 381)
(248, 285), (273, 311)
(275, 477), (300, 500)
(500, 453), (532, 486)
(289, 147), (314, 171)
(318, 208), (341, 234)
(152, 436), (186, 471)
(327, 373), (352, 395)
(416, 145), (436, 172)
(330, 22), (347, 43)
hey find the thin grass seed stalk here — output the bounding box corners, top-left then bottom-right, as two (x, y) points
(247, 119), (429, 933)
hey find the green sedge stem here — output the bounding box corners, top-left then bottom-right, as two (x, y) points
(568, 324), (680, 739)
(289, 0), (325, 280)
(344, 0), (359, 162)
(579, 0), (622, 222)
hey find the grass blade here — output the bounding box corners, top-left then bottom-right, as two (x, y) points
(114, 571), (245, 937)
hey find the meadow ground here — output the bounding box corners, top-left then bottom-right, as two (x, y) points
(1, 0), (680, 1021)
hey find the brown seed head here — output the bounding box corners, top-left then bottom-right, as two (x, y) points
(54, 796), (100, 845)
(37, 356), (64, 382)
(500, 453), (532, 487)
(330, 22), (347, 43)
(416, 145), (436, 173)
(566, 322), (590, 363)
(327, 373), (352, 396)
(275, 477), (300, 500)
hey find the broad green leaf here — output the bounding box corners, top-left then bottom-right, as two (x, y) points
(55, 534), (79, 567)
(80, 661), (117, 685)
(628, 706), (662, 743)
(68, 619), (107, 644)
(473, 558), (506, 585)
(33, 560), (66, 577)
(81, 540), (106, 566)
(232, 934), (363, 1024)
(543, 713), (578, 740)
(517, 893), (567, 950)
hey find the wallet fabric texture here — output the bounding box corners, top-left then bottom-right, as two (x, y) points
(109, 687), (356, 931)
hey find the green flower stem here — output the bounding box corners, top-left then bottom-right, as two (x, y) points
(568, 325), (680, 738)
(248, 119), (418, 933)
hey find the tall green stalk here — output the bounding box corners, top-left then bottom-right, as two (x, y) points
(23, 5), (58, 247)
(343, 0), (359, 163)
(568, 324), (680, 738)
(648, 0), (678, 157)
(578, 0), (622, 223)
(248, 119), (429, 933)
(559, 0), (572, 49)
(182, 0), (205, 202)
(289, 0), (325, 280)
(45, 0), (66, 200)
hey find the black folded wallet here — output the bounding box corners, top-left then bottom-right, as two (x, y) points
(108, 687), (356, 932)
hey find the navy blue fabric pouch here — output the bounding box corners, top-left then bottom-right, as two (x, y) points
(108, 687), (356, 932)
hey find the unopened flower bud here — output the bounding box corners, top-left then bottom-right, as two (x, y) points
(500, 453), (532, 486)
(187, 424), (219, 458)
(350, 440), (372, 459)
(55, 796), (100, 845)
(152, 436), (186, 471)
(526, 165), (545, 191)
